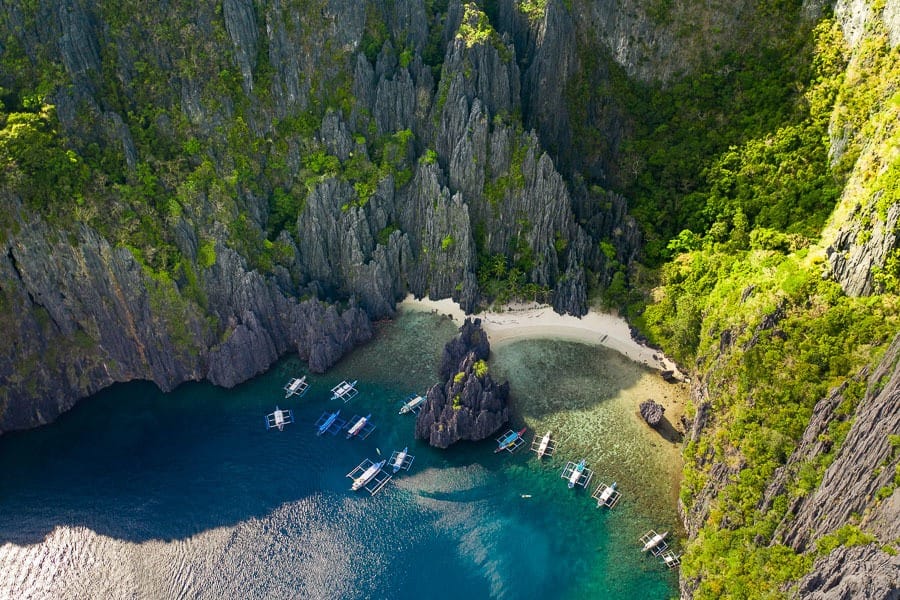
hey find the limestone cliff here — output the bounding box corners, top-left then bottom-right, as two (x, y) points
(0, 0), (636, 433)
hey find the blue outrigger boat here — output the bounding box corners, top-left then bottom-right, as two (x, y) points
(317, 410), (340, 435)
(314, 409), (346, 436)
(495, 428), (526, 453)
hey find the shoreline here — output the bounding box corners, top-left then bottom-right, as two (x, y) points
(397, 295), (686, 380)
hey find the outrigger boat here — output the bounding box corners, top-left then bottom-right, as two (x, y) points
(315, 409), (345, 436)
(283, 376), (309, 399)
(347, 458), (392, 495)
(592, 481), (622, 508)
(390, 446), (415, 473)
(345, 414), (376, 439)
(561, 458), (593, 489)
(399, 394), (425, 415)
(264, 406), (294, 431)
(660, 550), (681, 569)
(331, 380), (359, 402)
(494, 428), (527, 453)
(530, 430), (557, 458)
(351, 459), (386, 491)
(569, 459), (586, 488)
(640, 530), (669, 555)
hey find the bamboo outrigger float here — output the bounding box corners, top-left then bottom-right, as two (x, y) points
(398, 394), (425, 415)
(389, 447), (415, 473)
(314, 409), (346, 436)
(561, 459), (593, 489)
(264, 406), (295, 431)
(283, 376), (309, 399)
(530, 431), (558, 458)
(331, 380), (359, 402)
(495, 428), (527, 453)
(347, 458), (391, 495)
(591, 481), (622, 508)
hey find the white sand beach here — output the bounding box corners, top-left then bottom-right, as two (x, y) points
(398, 295), (685, 380)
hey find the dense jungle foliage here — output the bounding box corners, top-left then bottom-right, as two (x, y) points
(1, 1), (898, 597)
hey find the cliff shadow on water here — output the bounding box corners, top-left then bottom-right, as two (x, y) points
(0, 310), (458, 547)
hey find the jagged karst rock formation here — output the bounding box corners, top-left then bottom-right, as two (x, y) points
(415, 318), (509, 448)
(639, 399), (665, 427)
(1, 1), (898, 597)
(0, 0), (642, 434)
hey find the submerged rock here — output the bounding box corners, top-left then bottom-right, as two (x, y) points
(416, 318), (509, 448)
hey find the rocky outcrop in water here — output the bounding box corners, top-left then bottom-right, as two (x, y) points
(416, 318), (509, 448)
(639, 399), (664, 427)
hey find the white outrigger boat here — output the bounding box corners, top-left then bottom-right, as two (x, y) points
(345, 414), (376, 440)
(591, 481), (622, 509)
(347, 458), (391, 495)
(660, 550), (681, 569)
(331, 380), (359, 402)
(314, 409), (346, 436)
(399, 394), (425, 415)
(264, 406), (295, 431)
(283, 376), (309, 398)
(351, 459), (386, 490)
(640, 530), (669, 555)
(390, 446), (415, 473)
(561, 458), (593, 489)
(530, 431), (558, 458)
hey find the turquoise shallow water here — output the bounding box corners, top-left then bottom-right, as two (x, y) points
(0, 311), (680, 599)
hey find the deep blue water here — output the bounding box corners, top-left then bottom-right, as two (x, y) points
(0, 311), (679, 599)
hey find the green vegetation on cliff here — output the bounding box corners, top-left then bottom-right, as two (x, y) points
(624, 10), (900, 598)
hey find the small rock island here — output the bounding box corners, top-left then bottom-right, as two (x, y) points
(415, 318), (510, 448)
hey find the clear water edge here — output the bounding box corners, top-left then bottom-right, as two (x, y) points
(0, 310), (685, 599)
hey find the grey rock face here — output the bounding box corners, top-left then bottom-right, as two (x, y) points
(796, 544), (900, 600)
(778, 334), (900, 551)
(223, 0), (259, 94)
(639, 399), (665, 426)
(827, 203), (900, 297)
(0, 199), (371, 435)
(416, 318), (509, 448)
(439, 317), (490, 380)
